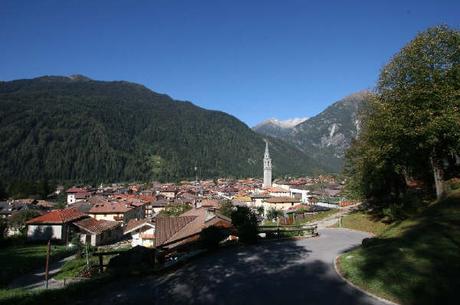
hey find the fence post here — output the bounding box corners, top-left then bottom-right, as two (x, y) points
(45, 239), (51, 289)
(98, 254), (103, 273)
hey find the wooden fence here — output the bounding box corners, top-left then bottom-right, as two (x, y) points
(258, 224), (318, 239)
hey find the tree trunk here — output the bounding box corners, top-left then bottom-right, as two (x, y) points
(431, 157), (445, 200)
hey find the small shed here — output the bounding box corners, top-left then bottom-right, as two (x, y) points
(74, 218), (122, 246)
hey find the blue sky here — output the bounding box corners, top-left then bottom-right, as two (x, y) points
(1, 0), (459, 126)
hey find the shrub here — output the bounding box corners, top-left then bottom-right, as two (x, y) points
(200, 226), (228, 250)
(231, 206), (258, 244)
(361, 237), (377, 248)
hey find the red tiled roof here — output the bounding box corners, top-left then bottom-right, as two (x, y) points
(26, 208), (87, 224)
(66, 187), (88, 193)
(75, 192), (90, 199)
(265, 187), (289, 193)
(89, 201), (133, 214)
(200, 199), (219, 208)
(74, 218), (120, 234)
(155, 208), (233, 248)
(124, 219), (155, 234)
(265, 196), (301, 204)
(154, 216), (197, 247)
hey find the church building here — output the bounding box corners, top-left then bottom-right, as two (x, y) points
(263, 141), (272, 188)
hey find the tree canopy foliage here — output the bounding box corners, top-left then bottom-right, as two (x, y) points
(231, 206), (258, 243)
(345, 25), (460, 207)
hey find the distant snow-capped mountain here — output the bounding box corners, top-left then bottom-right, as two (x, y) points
(253, 91), (371, 172)
(254, 117), (308, 129)
(253, 117), (308, 138)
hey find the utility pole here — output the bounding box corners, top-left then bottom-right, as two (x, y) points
(45, 239), (51, 289)
(85, 242), (90, 270)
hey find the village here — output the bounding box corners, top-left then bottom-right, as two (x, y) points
(0, 144), (354, 291)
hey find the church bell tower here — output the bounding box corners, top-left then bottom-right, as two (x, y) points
(263, 141), (272, 188)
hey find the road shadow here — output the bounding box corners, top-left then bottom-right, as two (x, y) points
(83, 240), (379, 305)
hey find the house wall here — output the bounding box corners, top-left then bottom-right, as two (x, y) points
(79, 228), (123, 246)
(290, 188), (310, 203)
(27, 224), (64, 241)
(269, 191), (291, 197)
(160, 191), (175, 199)
(67, 194), (76, 205)
(152, 207), (165, 214)
(90, 209), (140, 224)
(130, 226), (155, 248)
(262, 202), (295, 213)
(90, 213), (121, 222)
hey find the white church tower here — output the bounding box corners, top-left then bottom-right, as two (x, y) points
(263, 141), (272, 188)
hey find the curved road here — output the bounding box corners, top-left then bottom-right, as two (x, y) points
(83, 228), (387, 305)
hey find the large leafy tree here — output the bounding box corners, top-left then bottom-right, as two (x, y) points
(377, 25), (460, 199)
(345, 25), (460, 202)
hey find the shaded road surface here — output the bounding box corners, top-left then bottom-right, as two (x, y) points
(81, 228), (387, 305)
(9, 255), (75, 290)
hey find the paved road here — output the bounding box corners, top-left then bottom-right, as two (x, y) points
(9, 255), (76, 290)
(81, 228), (387, 305)
(316, 204), (361, 229)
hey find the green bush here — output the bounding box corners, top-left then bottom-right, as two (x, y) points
(231, 206), (258, 244)
(200, 227), (228, 250)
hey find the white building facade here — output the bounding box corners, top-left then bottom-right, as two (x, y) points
(263, 141), (272, 188)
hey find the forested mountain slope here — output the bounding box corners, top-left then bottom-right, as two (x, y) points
(254, 91), (370, 172)
(0, 76), (326, 183)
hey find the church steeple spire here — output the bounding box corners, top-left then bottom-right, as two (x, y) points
(263, 141), (272, 188)
(264, 141), (270, 159)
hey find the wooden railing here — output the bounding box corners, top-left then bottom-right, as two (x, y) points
(258, 224), (318, 239)
(92, 250), (127, 272)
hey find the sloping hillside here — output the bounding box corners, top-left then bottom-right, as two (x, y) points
(254, 91), (370, 172)
(339, 190), (460, 305)
(0, 76), (324, 183)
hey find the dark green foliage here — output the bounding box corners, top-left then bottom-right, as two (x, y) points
(266, 207), (283, 221)
(107, 246), (155, 275)
(6, 180), (56, 200)
(199, 226), (229, 250)
(231, 206), (258, 244)
(345, 26), (460, 207)
(0, 76), (323, 184)
(0, 181), (7, 200)
(158, 203), (192, 217)
(218, 200), (234, 218)
(8, 209), (41, 234)
(0, 219), (7, 240)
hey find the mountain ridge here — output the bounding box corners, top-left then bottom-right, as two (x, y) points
(0, 75), (331, 183)
(253, 90), (371, 172)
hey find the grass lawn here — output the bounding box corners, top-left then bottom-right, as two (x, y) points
(54, 257), (96, 280)
(261, 209), (339, 227)
(0, 243), (74, 287)
(296, 209), (339, 224)
(54, 253), (117, 280)
(338, 190), (460, 305)
(0, 274), (112, 305)
(335, 211), (390, 235)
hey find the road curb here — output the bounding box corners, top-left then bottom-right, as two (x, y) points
(333, 255), (400, 305)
